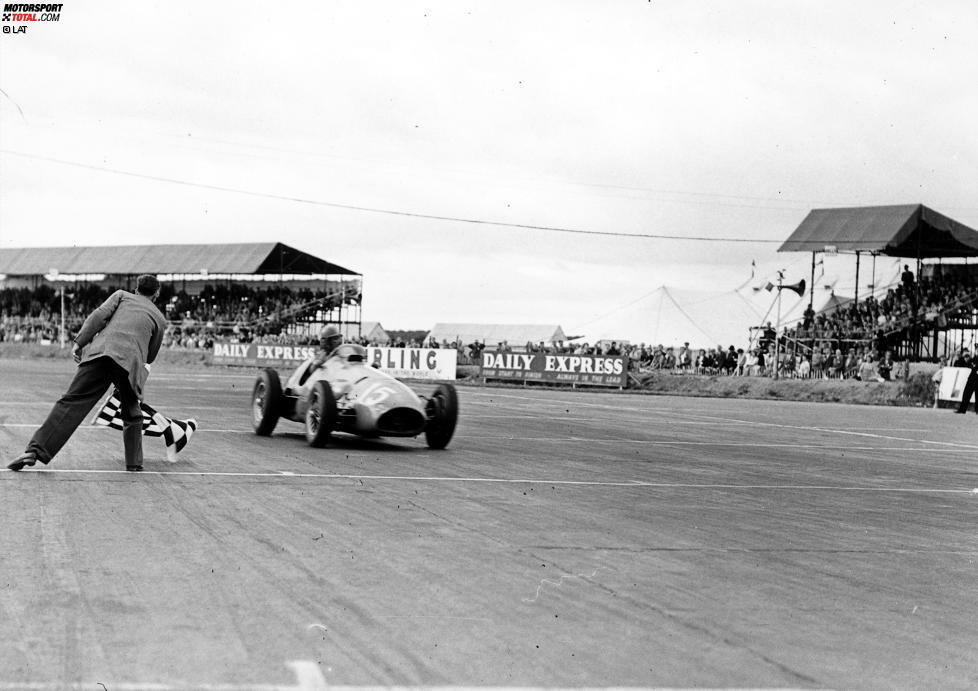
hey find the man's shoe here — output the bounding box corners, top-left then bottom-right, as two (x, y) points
(7, 452), (38, 471)
(125, 465), (143, 472)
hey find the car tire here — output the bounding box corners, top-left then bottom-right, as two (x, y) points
(252, 368), (282, 436)
(305, 380), (337, 447)
(424, 383), (458, 450)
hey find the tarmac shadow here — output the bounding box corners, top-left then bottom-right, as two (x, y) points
(275, 431), (427, 453)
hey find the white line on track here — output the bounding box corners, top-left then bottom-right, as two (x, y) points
(0, 659), (325, 690)
(4, 467), (975, 494)
(676, 411), (978, 450)
(2, 423), (976, 454)
(467, 391), (978, 450)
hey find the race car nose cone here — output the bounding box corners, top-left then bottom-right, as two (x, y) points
(377, 407), (426, 436)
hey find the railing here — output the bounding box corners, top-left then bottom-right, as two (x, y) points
(880, 287), (978, 338)
(166, 288), (356, 332)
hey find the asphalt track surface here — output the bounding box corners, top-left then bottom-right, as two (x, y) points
(2, 359), (978, 690)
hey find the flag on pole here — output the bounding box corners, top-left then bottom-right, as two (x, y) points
(93, 389), (197, 462)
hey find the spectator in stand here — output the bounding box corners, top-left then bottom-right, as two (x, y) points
(735, 348), (747, 376)
(650, 345), (665, 370)
(952, 348), (969, 367)
(797, 355), (811, 378)
(844, 349), (859, 378)
(811, 347), (825, 379)
(745, 349), (760, 376)
(831, 349), (845, 379)
(901, 264), (915, 291)
(877, 350), (894, 381)
(663, 347), (677, 370)
(857, 352), (879, 382)
(677, 342), (691, 371)
(467, 340), (484, 362)
(724, 346), (738, 374)
(629, 346), (643, 370)
(780, 349), (796, 378)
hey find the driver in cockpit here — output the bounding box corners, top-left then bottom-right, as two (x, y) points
(313, 324), (344, 366)
(300, 325), (344, 385)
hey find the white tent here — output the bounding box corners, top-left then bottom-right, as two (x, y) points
(570, 251), (913, 352)
(571, 286), (766, 350)
(425, 323), (567, 348)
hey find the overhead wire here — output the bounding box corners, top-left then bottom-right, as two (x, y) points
(0, 149), (785, 244)
(1, 119), (828, 210)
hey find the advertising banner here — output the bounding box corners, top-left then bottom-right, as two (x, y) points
(212, 342), (317, 367)
(365, 347), (457, 381)
(212, 342), (457, 380)
(481, 351), (627, 387)
(938, 366), (971, 404)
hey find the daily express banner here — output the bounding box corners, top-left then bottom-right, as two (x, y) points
(212, 342), (457, 380)
(481, 351), (627, 387)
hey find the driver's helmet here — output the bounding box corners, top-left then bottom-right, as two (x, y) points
(320, 325), (343, 353)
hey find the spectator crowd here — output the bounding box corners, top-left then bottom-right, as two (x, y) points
(3, 267), (977, 384)
(1, 282), (359, 347)
(786, 266), (977, 356)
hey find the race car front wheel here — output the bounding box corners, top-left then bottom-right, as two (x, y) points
(424, 383), (458, 450)
(252, 368), (282, 436)
(305, 381), (337, 447)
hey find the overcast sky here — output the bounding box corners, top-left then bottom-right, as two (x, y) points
(1, 1), (976, 334)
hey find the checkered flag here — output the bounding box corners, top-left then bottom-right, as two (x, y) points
(93, 389), (198, 462)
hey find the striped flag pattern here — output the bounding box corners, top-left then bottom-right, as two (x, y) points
(93, 389), (198, 462)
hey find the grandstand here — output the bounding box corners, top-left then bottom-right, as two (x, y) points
(778, 204), (978, 362)
(0, 242), (361, 347)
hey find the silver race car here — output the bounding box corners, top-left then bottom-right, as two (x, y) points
(251, 344), (458, 449)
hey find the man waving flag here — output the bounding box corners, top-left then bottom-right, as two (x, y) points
(94, 389), (197, 462)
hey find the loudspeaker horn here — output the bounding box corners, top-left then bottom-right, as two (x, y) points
(780, 279), (806, 297)
(778, 278), (805, 296)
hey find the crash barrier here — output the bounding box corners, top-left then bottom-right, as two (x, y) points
(937, 367), (972, 407)
(211, 341), (457, 380)
(481, 350), (628, 388)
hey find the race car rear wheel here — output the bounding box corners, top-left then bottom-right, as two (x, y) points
(424, 383), (458, 450)
(252, 368), (282, 436)
(305, 381), (337, 447)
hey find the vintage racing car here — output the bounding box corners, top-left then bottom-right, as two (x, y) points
(250, 343), (458, 449)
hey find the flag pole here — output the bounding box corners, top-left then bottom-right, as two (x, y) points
(773, 273), (783, 380)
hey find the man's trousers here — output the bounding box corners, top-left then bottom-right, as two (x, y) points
(27, 356), (143, 466)
(957, 373), (978, 414)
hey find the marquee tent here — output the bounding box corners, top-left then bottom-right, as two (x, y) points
(778, 204), (978, 258)
(425, 323), (567, 347)
(571, 287), (767, 350)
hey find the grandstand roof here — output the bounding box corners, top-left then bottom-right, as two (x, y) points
(426, 323), (567, 346)
(778, 204), (978, 258)
(0, 242), (359, 277)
